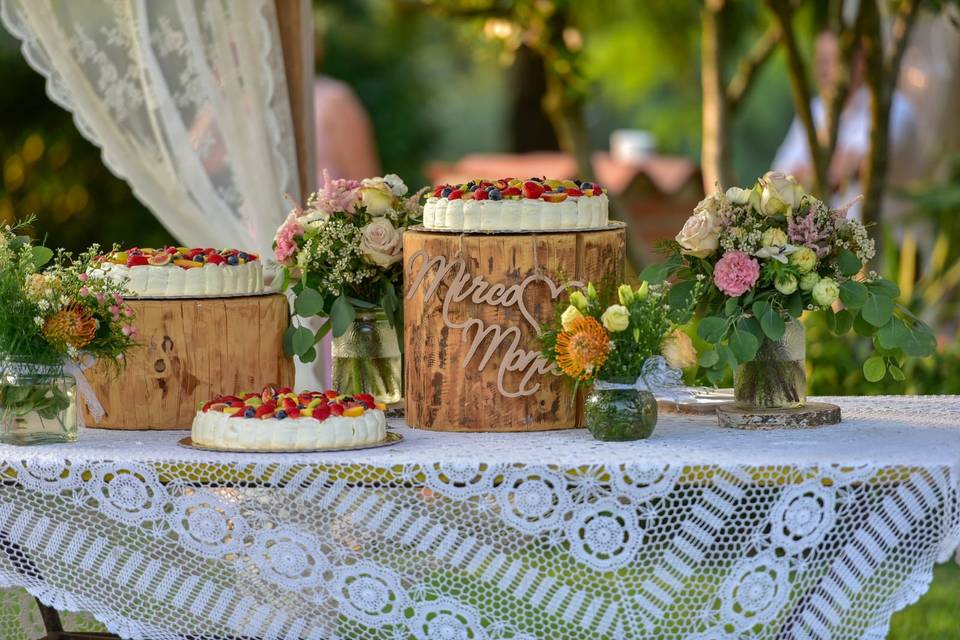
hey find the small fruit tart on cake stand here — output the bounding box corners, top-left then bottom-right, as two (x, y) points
(187, 386), (395, 452)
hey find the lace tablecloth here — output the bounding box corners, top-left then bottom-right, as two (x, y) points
(0, 396), (957, 640)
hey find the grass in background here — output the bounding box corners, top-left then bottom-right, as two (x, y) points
(889, 561), (960, 639)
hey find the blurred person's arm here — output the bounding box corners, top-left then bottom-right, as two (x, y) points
(315, 80), (381, 181)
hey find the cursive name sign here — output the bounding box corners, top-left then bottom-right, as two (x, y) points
(406, 250), (581, 398)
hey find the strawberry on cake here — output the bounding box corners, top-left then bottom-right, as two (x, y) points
(96, 247), (264, 297)
(191, 386), (388, 451)
(422, 177), (609, 232)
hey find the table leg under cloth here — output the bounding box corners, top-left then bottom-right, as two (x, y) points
(0, 397), (956, 640)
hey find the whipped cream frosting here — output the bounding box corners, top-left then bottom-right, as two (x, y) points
(100, 261), (264, 297)
(191, 409), (387, 451)
(423, 195), (608, 232)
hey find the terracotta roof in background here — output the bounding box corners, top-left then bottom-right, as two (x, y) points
(425, 151), (700, 195)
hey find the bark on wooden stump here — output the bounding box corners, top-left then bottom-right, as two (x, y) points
(81, 294), (294, 430)
(404, 227), (626, 432)
(717, 402), (842, 430)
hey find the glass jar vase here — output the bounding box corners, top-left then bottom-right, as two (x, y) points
(583, 380), (658, 441)
(332, 309), (402, 405)
(0, 359), (78, 445)
(734, 319), (807, 410)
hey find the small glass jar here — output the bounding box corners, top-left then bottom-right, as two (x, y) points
(734, 319), (807, 410)
(332, 309), (402, 405)
(583, 380), (658, 441)
(0, 359), (78, 445)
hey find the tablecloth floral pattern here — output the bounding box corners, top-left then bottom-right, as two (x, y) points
(0, 397), (957, 640)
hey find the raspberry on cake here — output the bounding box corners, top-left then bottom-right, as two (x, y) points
(422, 177), (609, 231)
(96, 247), (264, 296)
(191, 386), (387, 451)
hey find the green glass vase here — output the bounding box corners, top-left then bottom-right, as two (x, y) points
(583, 380), (658, 441)
(0, 358), (78, 445)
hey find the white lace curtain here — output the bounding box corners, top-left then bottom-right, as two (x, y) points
(0, 0), (302, 259)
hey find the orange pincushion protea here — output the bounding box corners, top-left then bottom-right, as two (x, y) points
(43, 303), (97, 349)
(555, 316), (610, 380)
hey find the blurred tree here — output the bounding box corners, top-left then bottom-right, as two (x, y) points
(0, 35), (173, 252)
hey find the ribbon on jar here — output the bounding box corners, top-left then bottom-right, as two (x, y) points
(628, 356), (733, 410)
(63, 355), (104, 427)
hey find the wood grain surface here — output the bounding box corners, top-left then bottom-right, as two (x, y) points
(404, 228), (625, 432)
(81, 294), (294, 430)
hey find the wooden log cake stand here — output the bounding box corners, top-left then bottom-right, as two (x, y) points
(81, 294), (294, 430)
(404, 225), (626, 432)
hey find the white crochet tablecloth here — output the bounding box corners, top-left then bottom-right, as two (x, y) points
(0, 396), (957, 640)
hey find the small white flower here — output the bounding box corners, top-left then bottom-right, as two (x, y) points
(754, 244), (799, 264)
(33, 316), (44, 327)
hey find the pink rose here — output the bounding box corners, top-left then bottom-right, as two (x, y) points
(713, 251), (760, 297)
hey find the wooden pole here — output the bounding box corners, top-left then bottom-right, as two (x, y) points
(275, 0), (317, 198)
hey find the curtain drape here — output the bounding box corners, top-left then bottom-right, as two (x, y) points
(0, 0), (301, 259)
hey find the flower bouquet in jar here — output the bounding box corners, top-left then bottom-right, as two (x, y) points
(644, 172), (936, 410)
(538, 281), (698, 440)
(0, 219), (138, 444)
(275, 173), (422, 403)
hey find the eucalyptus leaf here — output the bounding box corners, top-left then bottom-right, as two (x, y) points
(697, 316), (728, 344)
(861, 293), (894, 328)
(785, 292), (804, 318)
(291, 327), (315, 357)
(331, 295), (357, 338)
(863, 356), (886, 382)
(698, 349), (720, 368)
(759, 306), (785, 342)
(832, 309), (854, 335)
(837, 249), (862, 277)
(294, 287), (325, 317)
(667, 280), (697, 313)
(724, 297), (739, 317)
(282, 325), (296, 357)
(853, 312), (876, 337)
(30, 246), (53, 269)
(299, 345), (317, 364)
(889, 364), (906, 381)
(839, 281), (868, 309)
(728, 328), (760, 363)
(737, 317), (763, 341)
(313, 319), (332, 345)
(876, 317), (908, 350)
(866, 279), (900, 298)
(900, 326), (937, 357)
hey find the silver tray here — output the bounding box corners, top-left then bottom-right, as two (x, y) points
(407, 221), (626, 236)
(177, 431), (403, 454)
(128, 288), (281, 301)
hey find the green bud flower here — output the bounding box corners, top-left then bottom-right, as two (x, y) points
(617, 284), (635, 306)
(636, 281), (649, 300)
(587, 282), (598, 299)
(812, 277), (840, 306)
(775, 272), (798, 295)
(569, 290), (589, 311)
(789, 246), (818, 274)
(799, 271), (820, 291)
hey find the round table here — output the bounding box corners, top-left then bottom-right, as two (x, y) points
(0, 396), (957, 640)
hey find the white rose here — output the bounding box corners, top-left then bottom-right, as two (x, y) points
(675, 209), (720, 259)
(359, 217), (403, 267)
(600, 304), (630, 332)
(759, 171), (804, 216)
(725, 186), (751, 205)
(360, 182), (395, 215)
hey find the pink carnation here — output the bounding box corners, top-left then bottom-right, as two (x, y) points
(273, 211), (304, 264)
(713, 250), (760, 297)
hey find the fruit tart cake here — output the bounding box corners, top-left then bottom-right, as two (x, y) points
(96, 247), (264, 297)
(192, 386), (387, 451)
(422, 177), (609, 231)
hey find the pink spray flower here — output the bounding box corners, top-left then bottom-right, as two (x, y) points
(109, 305), (120, 317)
(273, 211), (304, 264)
(78, 273), (89, 282)
(95, 292), (106, 304)
(713, 251), (760, 297)
(79, 287), (89, 297)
